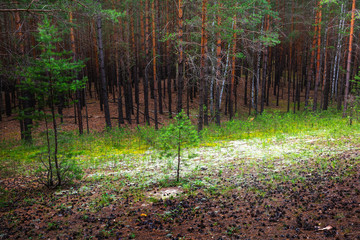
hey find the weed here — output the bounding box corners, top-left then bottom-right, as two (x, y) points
(47, 222), (59, 231)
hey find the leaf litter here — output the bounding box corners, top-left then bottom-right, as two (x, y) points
(1, 134), (360, 239)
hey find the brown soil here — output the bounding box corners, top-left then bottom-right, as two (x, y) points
(1, 151), (359, 240)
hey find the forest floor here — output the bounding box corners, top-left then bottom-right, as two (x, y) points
(1, 126), (360, 239)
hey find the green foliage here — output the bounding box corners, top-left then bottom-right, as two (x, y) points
(159, 110), (199, 181)
(19, 16), (87, 117)
(347, 69), (360, 123)
(18, 16), (87, 187)
(35, 154), (83, 186)
(159, 110), (199, 151)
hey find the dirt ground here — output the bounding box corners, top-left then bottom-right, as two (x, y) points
(1, 150), (360, 240)
(1, 88), (359, 239)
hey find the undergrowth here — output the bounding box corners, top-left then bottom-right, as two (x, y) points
(0, 108), (359, 179)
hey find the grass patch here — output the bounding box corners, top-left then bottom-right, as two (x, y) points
(1, 108), (359, 192)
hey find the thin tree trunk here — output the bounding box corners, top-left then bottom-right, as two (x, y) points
(215, 4), (222, 126)
(15, 9), (32, 142)
(312, 4), (322, 111)
(198, 0), (207, 132)
(166, 0), (172, 118)
(0, 80), (2, 121)
(229, 14), (236, 120)
(50, 98), (60, 186)
(177, 0), (184, 113)
(144, 0), (150, 125)
(305, 6), (318, 109)
(113, 8), (124, 127)
(321, 25), (330, 110)
(332, 4), (345, 99)
(261, 12), (270, 114)
(152, 0), (158, 129)
(266, 48), (272, 106)
(69, 12), (83, 135)
(5, 86), (11, 116)
(244, 62), (248, 106)
(124, 13), (133, 125)
(343, 0), (356, 116)
(130, 11), (140, 124)
(92, 20), (102, 109)
(96, 12), (112, 129)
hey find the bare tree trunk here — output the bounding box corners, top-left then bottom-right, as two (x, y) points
(215, 4), (222, 126)
(69, 12), (83, 135)
(166, 0), (172, 118)
(177, 0), (184, 113)
(321, 25), (330, 110)
(198, 0), (207, 132)
(96, 12), (111, 129)
(332, 4), (345, 99)
(229, 14), (236, 120)
(343, 0), (356, 116)
(312, 4), (322, 111)
(262, 3), (271, 113)
(305, 6), (318, 109)
(15, 9), (32, 142)
(144, 0), (150, 125)
(152, 0), (158, 129)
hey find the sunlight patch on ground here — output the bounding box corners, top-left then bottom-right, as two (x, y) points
(84, 131), (358, 188)
(146, 187), (183, 200)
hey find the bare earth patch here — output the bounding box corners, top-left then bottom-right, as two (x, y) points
(1, 135), (360, 239)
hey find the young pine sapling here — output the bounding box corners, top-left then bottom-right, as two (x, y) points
(160, 110), (199, 182)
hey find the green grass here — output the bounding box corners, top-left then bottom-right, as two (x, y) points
(0, 108), (359, 183)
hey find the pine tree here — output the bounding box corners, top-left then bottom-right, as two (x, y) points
(20, 17), (87, 187)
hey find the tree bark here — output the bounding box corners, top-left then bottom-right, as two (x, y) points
(229, 14), (236, 119)
(166, 0), (172, 118)
(198, 0), (207, 132)
(69, 12), (83, 135)
(152, 0), (158, 129)
(312, 3), (322, 111)
(144, 0), (150, 125)
(96, 13), (111, 129)
(177, 0), (184, 114)
(343, 0), (356, 116)
(15, 9), (32, 142)
(305, 6), (318, 109)
(215, 4), (222, 126)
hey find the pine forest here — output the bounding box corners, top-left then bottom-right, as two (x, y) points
(0, 0), (360, 239)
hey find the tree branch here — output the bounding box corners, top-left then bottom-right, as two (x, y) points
(0, 9), (54, 12)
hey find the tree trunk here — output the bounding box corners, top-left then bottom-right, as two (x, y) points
(144, 0), (150, 125)
(69, 12), (83, 135)
(312, 4), (322, 111)
(130, 11), (140, 124)
(198, 0), (207, 132)
(0, 80), (2, 121)
(229, 14), (236, 119)
(266, 48), (272, 106)
(244, 62), (248, 106)
(261, 4), (270, 113)
(113, 12), (124, 127)
(177, 0), (184, 114)
(15, 10), (32, 142)
(166, 0), (172, 118)
(215, 4), (222, 126)
(96, 13), (112, 129)
(321, 26), (330, 110)
(125, 14), (133, 125)
(305, 6), (318, 109)
(152, 0), (158, 130)
(343, 0), (356, 116)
